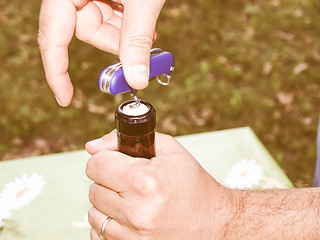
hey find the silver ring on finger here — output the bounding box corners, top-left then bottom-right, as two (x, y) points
(100, 216), (112, 240)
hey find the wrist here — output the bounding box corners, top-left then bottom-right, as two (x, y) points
(220, 188), (245, 239)
(206, 182), (243, 239)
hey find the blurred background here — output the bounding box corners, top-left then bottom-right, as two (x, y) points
(0, 0), (319, 186)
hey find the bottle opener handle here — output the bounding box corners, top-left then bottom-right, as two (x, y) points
(98, 48), (174, 95)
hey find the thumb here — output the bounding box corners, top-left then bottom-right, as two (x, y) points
(85, 129), (118, 155)
(119, 0), (165, 90)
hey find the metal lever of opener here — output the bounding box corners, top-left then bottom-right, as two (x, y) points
(98, 48), (174, 95)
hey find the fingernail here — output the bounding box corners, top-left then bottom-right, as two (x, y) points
(131, 65), (149, 88)
(86, 138), (103, 147)
(55, 96), (62, 106)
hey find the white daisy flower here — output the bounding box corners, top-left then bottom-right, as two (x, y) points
(0, 204), (11, 227)
(0, 172), (46, 210)
(225, 159), (264, 189)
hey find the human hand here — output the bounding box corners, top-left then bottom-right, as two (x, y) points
(38, 0), (165, 107)
(85, 130), (236, 239)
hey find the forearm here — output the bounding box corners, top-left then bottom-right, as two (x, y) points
(226, 187), (320, 239)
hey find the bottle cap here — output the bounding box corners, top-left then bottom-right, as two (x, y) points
(115, 100), (156, 136)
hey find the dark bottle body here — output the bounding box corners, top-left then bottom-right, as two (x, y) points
(115, 100), (156, 159)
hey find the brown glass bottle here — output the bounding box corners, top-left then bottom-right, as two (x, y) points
(115, 100), (156, 159)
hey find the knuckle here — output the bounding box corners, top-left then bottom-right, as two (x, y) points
(125, 34), (153, 50)
(37, 31), (48, 51)
(85, 157), (94, 179)
(75, 28), (90, 43)
(87, 207), (95, 226)
(88, 183), (97, 205)
(129, 169), (160, 197)
(37, 32), (44, 48)
(127, 208), (157, 233)
(86, 151), (106, 179)
(125, 170), (164, 233)
(71, 0), (89, 8)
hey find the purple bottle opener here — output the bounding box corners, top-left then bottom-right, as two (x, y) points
(98, 48), (174, 95)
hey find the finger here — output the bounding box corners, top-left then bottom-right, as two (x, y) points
(85, 129), (118, 155)
(76, 1), (121, 54)
(93, 0), (123, 28)
(86, 149), (149, 190)
(86, 150), (131, 190)
(38, 0), (87, 107)
(88, 207), (130, 239)
(89, 183), (127, 224)
(119, 0), (166, 90)
(85, 131), (182, 156)
(90, 228), (100, 240)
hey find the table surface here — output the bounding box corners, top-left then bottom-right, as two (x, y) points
(0, 127), (292, 239)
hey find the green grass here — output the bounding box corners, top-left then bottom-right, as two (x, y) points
(0, 0), (319, 186)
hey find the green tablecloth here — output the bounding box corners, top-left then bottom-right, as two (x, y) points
(0, 127), (292, 239)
